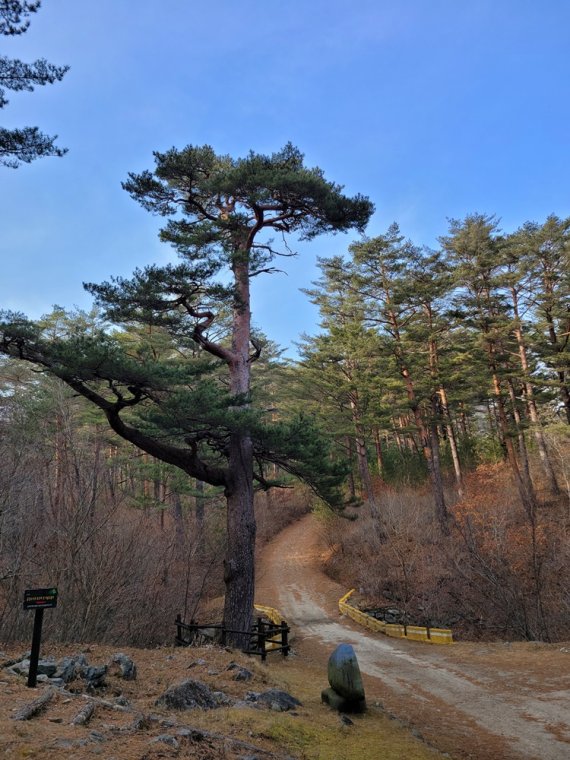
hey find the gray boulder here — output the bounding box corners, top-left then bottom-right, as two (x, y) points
(109, 653), (137, 680)
(227, 663), (253, 682)
(55, 653), (88, 683)
(327, 644), (365, 701)
(83, 665), (107, 688)
(37, 658), (57, 677)
(246, 689), (301, 712)
(155, 679), (219, 710)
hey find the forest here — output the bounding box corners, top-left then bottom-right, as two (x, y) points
(1, 200), (568, 645)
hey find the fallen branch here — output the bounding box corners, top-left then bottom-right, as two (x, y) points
(12, 688), (55, 720)
(70, 701), (95, 726)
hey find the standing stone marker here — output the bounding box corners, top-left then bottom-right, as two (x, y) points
(321, 643), (366, 713)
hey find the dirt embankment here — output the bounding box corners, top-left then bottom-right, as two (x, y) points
(256, 514), (570, 760)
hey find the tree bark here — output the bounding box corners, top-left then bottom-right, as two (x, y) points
(223, 432), (256, 647)
(222, 256), (256, 647)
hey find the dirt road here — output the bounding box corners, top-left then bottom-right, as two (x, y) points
(256, 514), (570, 760)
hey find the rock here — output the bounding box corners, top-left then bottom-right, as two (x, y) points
(327, 644), (365, 702)
(177, 727), (205, 741)
(55, 654), (88, 683)
(340, 715), (354, 726)
(321, 687), (366, 714)
(151, 734), (179, 748)
(11, 659), (30, 675)
(212, 691), (234, 706)
(83, 665), (107, 688)
(47, 677), (65, 688)
(109, 653), (137, 681)
(227, 662), (253, 680)
(37, 658), (57, 677)
(187, 658), (207, 669)
(232, 667), (253, 682)
(247, 689), (301, 712)
(155, 679), (220, 710)
(130, 714), (150, 731)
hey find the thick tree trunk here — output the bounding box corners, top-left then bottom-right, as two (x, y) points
(222, 256), (256, 647)
(223, 431), (256, 648)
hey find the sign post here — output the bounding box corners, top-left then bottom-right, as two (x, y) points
(23, 588), (57, 688)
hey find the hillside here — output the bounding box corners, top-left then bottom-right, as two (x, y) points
(1, 642), (441, 760)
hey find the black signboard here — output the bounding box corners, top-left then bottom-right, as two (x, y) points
(23, 588), (58, 610)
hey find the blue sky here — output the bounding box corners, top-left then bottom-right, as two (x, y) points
(1, 0), (569, 356)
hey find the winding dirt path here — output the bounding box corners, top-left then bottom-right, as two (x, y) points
(257, 514), (570, 760)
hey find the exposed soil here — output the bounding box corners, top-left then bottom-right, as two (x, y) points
(256, 513), (570, 760)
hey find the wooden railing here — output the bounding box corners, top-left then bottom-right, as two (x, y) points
(175, 614), (290, 662)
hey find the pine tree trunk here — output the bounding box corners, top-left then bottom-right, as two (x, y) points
(429, 415), (448, 532)
(223, 431), (256, 648)
(222, 256), (256, 647)
(542, 288), (570, 424)
(345, 436), (357, 501)
(439, 387), (463, 497)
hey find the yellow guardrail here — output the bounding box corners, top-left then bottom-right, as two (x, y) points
(338, 590), (453, 645)
(254, 603), (282, 626)
(254, 603), (287, 650)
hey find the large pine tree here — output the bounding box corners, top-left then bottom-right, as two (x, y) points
(1, 142), (373, 642)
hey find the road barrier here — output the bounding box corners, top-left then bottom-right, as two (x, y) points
(338, 589), (453, 645)
(253, 603), (282, 626)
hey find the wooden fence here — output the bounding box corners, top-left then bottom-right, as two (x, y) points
(175, 614), (290, 662)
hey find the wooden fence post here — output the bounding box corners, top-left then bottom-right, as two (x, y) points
(175, 614), (182, 646)
(281, 621), (289, 657)
(257, 617), (266, 661)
